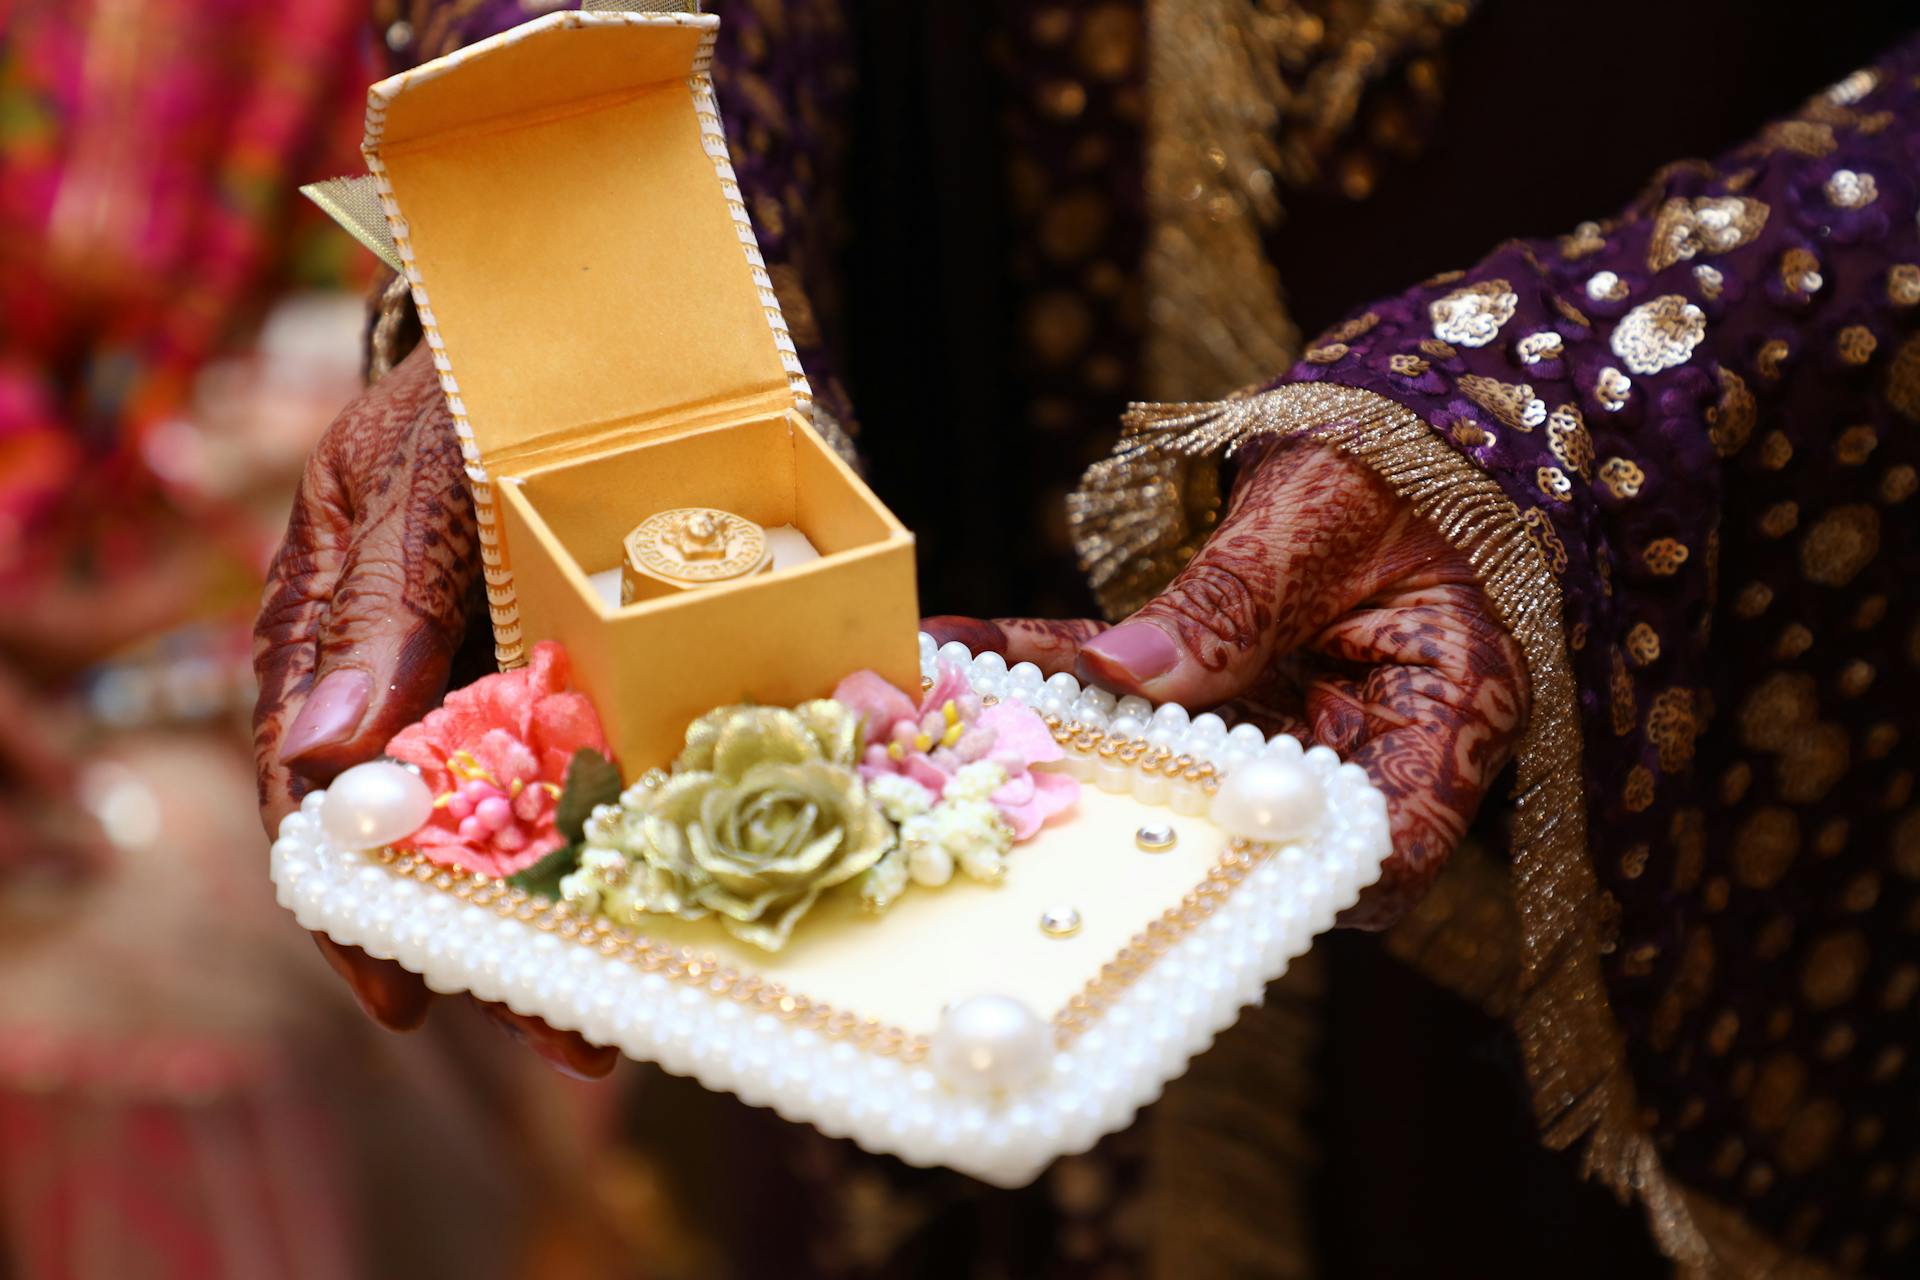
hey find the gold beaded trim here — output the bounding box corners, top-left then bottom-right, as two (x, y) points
(374, 845), (933, 1061)
(365, 708), (1259, 1062)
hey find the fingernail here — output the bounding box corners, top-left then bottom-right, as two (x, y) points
(1080, 622), (1179, 682)
(280, 669), (373, 763)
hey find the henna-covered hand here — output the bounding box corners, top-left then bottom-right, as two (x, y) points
(253, 343), (615, 1078)
(925, 438), (1529, 929)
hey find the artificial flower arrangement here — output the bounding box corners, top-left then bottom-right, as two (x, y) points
(384, 641), (1081, 952)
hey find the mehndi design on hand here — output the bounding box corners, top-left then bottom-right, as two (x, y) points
(927, 438), (1530, 928)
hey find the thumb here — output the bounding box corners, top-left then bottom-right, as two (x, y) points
(1077, 443), (1389, 706)
(263, 348), (479, 789)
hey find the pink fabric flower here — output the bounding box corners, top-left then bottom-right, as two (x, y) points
(831, 663), (1079, 840)
(386, 641), (609, 878)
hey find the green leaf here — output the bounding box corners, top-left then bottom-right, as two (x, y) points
(507, 843), (580, 900)
(554, 748), (624, 844)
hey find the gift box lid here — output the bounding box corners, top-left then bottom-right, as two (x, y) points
(363, 9), (808, 478)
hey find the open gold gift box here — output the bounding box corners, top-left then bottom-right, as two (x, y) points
(360, 10), (919, 774)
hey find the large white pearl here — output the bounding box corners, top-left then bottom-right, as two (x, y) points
(321, 761), (435, 849)
(929, 995), (1051, 1095)
(1209, 755), (1326, 843)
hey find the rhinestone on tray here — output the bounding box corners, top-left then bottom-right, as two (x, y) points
(1040, 905), (1083, 938)
(1135, 822), (1177, 852)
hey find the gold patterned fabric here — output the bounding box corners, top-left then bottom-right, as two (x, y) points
(1070, 47), (1920, 1277)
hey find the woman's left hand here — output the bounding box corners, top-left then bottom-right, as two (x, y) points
(924, 437), (1531, 929)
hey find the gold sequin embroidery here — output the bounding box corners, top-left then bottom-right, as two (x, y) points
(1520, 508), (1568, 574)
(1800, 505), (1881, 585)
(1551, 295), (1592, 329)
(1760, 502), (1800, 538)
(1546, 404), (1593, 478)
(1303, 342), (1349, 364)
(1644, 538), (1690, 575)
(1734, 582), (1773, 618)
(1756, 340), (1790, 380)
(1595, 365), (1632, 411)
(1515, 331), (1564, 365)
(1759, 431), (1793, 469)
(1598, 456), (1644, 499)
(1559, 221), (1607, 260)
(1610, 647), (1638, 736)
(1648, 689), (1698, 773)
(1536, 465), (1573, 503)
(1825, 169), (1879, 209)
(1446, 417), (1492, 448)
(1887, 264), (1920, 306)
(1801, 931), (1869, 1009)
(1707, 366), (1756, 456)
(1780, 247), (1823, 296)
(1694, 264), (1724, 300)
(1778, 722), (1849, 803)
(1836, 425), (1878, 464)
(1759, 120), (1836, 156)
(1387, 353), (1430, 377)
(1320, 311), (1381, 345)
(1826, 67), (1878, 104)
(1887, 335), (1920, 419)
(1611, 295), (1706, 374)
(1586, 270), (1629, 302)
(1838, 660), (1876, 698)
(1458, 374), (1545, 430)
(1734, 808), (1800, 889)
(1884, 464), (1917, 502)
(1419, 338), (1457, 360)
(1741, 672), (1816, 751)
(1836, 325), (1878, 365)
(1429, 279), (1518, 347)
(1626, 622), (1662, 666)
(1624, 764), (1655, 812)
(1646, 196), (1770, 272)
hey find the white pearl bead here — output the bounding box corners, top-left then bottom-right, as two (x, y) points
(937, 640), (973, 672)
(1209, 755), (1326, 843)
(1227, 722), (1267, 751)
(1187, 713), (1227, 746)
(929, 995), (1052, 1095)
(320, 761), (435, 849)
(1007, 662), (1045, 701)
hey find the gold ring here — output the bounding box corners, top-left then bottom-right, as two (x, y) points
(620, 507), (773, 605)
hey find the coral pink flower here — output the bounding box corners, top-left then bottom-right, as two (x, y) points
(386, 641), (609, 878)
(831, 663), (1078, 839)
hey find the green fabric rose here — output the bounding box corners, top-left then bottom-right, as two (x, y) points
(622, 702), (894, 950)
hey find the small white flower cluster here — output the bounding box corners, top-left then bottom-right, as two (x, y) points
(557, 773), (671, 924)
(859, 762), (1014, 911)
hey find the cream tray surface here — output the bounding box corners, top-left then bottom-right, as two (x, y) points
(271, 635), (1390, 1188)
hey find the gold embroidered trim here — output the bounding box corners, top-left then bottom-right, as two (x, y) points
(1139, 0), (1298, 398)
(1069, 382), (1839, 1278)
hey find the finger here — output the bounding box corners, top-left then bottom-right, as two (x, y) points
(1317, 587), (1529, 930)
(265, 348), (480, 788)
(1076, 445), (1403, 707)
(920, 615), (1107, 677)
(313, 934), (434, 1030)
(477, 1000), (620, 1080)
(255, 445), (349, 833)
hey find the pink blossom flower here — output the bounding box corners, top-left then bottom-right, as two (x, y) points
(386, 641), (609, 878)
(831, 663), (1079, 839)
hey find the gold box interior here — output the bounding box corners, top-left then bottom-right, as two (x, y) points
(368, 13), (920, 774)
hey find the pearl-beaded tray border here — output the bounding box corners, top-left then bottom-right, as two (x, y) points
(270, 634), (1391, 1187)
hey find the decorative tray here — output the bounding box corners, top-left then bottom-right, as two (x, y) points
(272, 634), (1389, 1187)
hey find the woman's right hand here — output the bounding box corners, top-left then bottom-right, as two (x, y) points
(253, 343), (615, 1077)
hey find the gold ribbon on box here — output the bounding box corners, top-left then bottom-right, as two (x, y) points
(300, 0), (704, 271)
